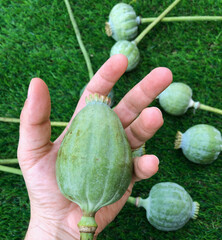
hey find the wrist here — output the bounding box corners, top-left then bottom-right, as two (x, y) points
(25, 217), (80, 240)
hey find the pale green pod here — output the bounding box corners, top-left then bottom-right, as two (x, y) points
(105, 3), (140, 41)
(110, 40), (140, 72)
(158, 82), (193, 116)
(158, 82), (222, 116)
(56, 94), (132, 239)
(175, 124), (222, 164)
(137, 182), (200, 231)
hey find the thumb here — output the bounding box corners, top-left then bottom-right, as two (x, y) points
(18, 78), (52, 164)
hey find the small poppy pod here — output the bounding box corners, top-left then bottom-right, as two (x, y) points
(110, 40), (140, 72)
(106, 3), (141, 41)
(175, 124), (222, 164)
(158, 82), (193, 116)
(128, 182), (200, 231)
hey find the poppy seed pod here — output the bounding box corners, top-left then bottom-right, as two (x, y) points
(106, 3), (141, 41)
(110, 40), (140, 72)
(127, 182), (200, 231)
(56, 94), (133, 239)
(175, 124), (222, 164)
(158, 82), (193, 116)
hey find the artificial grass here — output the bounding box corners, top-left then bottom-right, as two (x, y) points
(0, 0), (221, 239)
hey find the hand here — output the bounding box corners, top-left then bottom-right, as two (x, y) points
(18, 54), (172, 240)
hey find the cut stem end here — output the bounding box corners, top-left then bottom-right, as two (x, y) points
(80, 232), (95, 240)
(127, 196), (139, 206)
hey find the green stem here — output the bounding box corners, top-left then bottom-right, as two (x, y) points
(0, 159), (18, 164)
(127, 196), (137, 206)
(80, 233), (94, 240)
(0, 117), (20, 123)
(137, 197), (149, 210)
(51, 121), (68, 127)
(198, 103), (222, 115)
(78, 216), (97, 240)
(141, 16), (222, 23)
(127, 196), (149, 209)
(0, 165), (22, 175)
(129, 0), (137, 5)
(64, 0), (94, 80)
(134, 0), (181, 45)
(0, 117), (68, 127)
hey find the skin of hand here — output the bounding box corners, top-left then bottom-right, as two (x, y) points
(17, 54), (172, 240)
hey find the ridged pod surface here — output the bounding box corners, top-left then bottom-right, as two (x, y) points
(56, 94), (132, 239)
(106, 3), (140, 41)
(158, 82), (193, 115)
(138, 182), (200, 231)
(110, 40), (140, 72)
(175, 124), (222, 164)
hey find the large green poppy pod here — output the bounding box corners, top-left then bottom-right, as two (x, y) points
(110, 40), (140, 72)
(175, 124), (222, 164)
(105, 3), (140, 41)
(128, 182), (200, 231)
(56, 94), (133, 239)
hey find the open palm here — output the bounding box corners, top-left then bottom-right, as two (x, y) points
(18, 54), (172, 240)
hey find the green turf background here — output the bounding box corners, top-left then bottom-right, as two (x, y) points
(0, 0), (221, 239)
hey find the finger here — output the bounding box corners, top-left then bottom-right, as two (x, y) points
(125, 107), (164, 149)
(18, 78), (52, 161)
(133, 155), (159, 182)
(75, 54), (128, 116)
(114, 67), (172, 128)
(55, 54), (128, 144)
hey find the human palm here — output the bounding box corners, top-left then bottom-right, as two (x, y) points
(17, 55), (172, 240)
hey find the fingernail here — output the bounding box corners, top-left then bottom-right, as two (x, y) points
(156, 157), (160, 165)
(27, 79), (33, 98)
